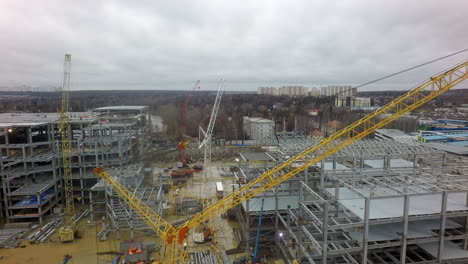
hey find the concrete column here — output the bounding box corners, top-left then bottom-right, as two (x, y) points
(129, 215), (134, 239)
(437, 191), (448, 262)
(94, 142), (98, 167)
(322, 201), (329, 263)
(22, 145), (27, 174)
(400, 195), (410, 264)
(27, 127), (33, 155)
(2, 179), (9, 218)
(37, 192), (43, 224)
(245, 199), (250, 251)
(101, 216), (107, 240)
(89, 191), (94, 221)
(335, 181), (340, 217)
(297, 185), (305, 260)
(4, 128), (10, 157)
(320, 170), (325, 188)
(274, 186), (279, 248)
(362, 198), (370, 263)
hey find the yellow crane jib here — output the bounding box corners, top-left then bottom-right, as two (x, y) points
(95, 61), (467, 262)
(175, 60), (468, 234)
(92, 167), (189, 262)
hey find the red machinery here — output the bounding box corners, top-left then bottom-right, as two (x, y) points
(179, 80), (200, 167)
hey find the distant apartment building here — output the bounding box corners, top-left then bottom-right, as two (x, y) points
(321, 85), (357, 97)
(335, 97), (372, 107)
(309, 87), (320, 97)
(279, 86), (308, 97)
(0, 85), (61, 92)
(257, 87), (279, 96)
(243, 116), (274, 142)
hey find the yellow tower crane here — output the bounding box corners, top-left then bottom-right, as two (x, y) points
(58, 54), (75, 242)
(94, 60), (468, 263)
(93, 168), (184, 263)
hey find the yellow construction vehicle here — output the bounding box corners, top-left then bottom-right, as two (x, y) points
(58, 54), (75, 242)
(94, 61), (467, 262)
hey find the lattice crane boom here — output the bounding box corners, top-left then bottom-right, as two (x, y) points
(93, 168), (185, 263)
(93, 61), (467, 263)
(58, 54), (75, 242)
(178, 60), (468, 232)
(199, 80), (225, 149)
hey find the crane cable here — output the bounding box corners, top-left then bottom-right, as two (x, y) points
(332, 48), (468, 96)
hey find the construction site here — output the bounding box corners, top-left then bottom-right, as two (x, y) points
(0, 55), (467, 264)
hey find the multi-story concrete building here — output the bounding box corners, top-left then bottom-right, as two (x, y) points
(258, 86), (315, 97)
(0, 106), (151, 223)
(321, 85), (357, 97)
(243, 116), (274, 143)
(309, 87), (320, 97)
(335, 96), (372, 107)
(257, 87), (279, 96)
(279, 86), (308, 97)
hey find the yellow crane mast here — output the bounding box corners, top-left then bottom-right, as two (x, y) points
(95, 61), (467, 263)
(58, 54), (75, 242)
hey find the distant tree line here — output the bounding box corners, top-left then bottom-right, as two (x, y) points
(2, 89), (464, 142)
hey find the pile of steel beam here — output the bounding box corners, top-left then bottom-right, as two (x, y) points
(27, 219), (63, 243)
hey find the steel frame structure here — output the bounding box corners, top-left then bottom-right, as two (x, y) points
(96, 61), (467, 263)
(239, 136), (468, 263)
(0, 107), (152, 224)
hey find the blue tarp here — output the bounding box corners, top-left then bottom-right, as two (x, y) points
(423, 133), (468, 142)
(13, 189), (55, 207)
(449, 141), (468, 147)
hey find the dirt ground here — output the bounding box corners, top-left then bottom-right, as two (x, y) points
(0, 219), (158, 264)
(0, 163), (243, 264)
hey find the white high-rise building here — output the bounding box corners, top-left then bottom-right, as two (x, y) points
(320, 86), (357, 97)
(257, 87), (279, 96)
(310, 87), (320, 97)
(278, 86), (308, 97)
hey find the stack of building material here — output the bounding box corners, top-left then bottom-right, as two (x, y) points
(0, 222), (31, 248)
(27, 219), (63, 243)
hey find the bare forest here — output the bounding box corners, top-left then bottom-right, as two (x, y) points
(1, 89), (466, 142)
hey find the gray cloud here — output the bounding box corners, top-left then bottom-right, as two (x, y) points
(0, 0), (467, 91)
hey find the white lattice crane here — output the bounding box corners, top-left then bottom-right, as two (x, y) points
(199, 80), (225, 176)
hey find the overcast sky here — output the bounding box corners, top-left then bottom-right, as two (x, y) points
(1, 0), (467, 91)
